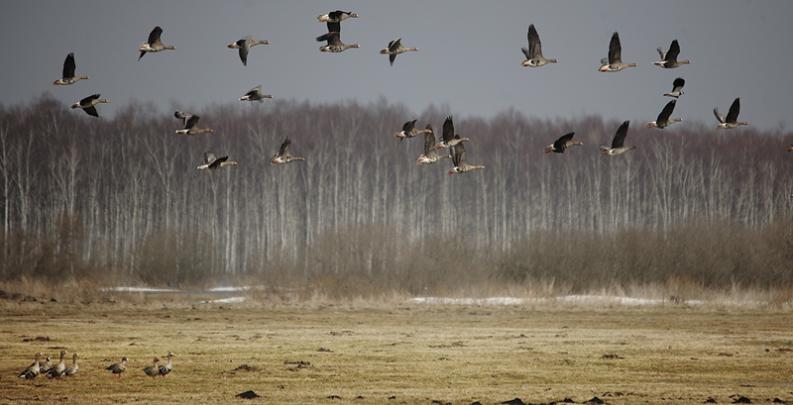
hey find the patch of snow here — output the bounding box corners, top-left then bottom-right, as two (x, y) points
(410, 295), (705, 306)
(410, 297), (527, 305)
(203, 296), (246, 304)
(206, 286), (251, 292)
(102, 286), (181, 293)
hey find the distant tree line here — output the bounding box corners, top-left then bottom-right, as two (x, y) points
(0, 95), (791, 294)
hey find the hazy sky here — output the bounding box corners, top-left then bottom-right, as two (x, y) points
(2, 0), (792, 130)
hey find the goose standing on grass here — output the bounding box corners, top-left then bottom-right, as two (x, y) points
(714, 98), (750, 129)
(394, 119), (429, 140)
(522, 24), (557, 67)
(654, 39), (690, 69)
(71, 94), (110, 117)
(317, 10), (359, 23)
(417, 125), (448, 165)
(19, 352), (43, 379)
(647, 100), (681, 129)
(138, 26), (175, 60)
(599, 32), (637, 72)
(174, 111), (214, 135)
(448, 135), (485, 175)
(53, 53), (88, 85)
(380, 38), (418, 66)
(158, 352), (175, 377)
(197, 153), (238, 170)
(39, 355), (52, 374)
(106, 357), (128, 377)
(317, 22), (359, 53)
(47, 350), (67, 378)
(143, 358), (160, 378)
(435, 116), (470, 149)
(271, 138), (305, 165)
(228, 36), (270, 66)
(239, 85), (272, 102)
(664, 77), (685, 98)
(64, 353), (79, 377)
(545, 132), (582, 154)
(600, 121), (635, 155)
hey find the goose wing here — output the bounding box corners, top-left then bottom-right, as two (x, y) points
(174, 111), (192, 126)
(451, 136), (465, 167)
(278, 138), (291, 156)
(327, 21), (340, 33)
(611, 120), (630, 149)
(328, 10), (344, 20)
(208, 156), (228, 169)
(713, 108), (725, 124)
(657, 100), (676, 123)
(527, 24), (542, 58)
(608, 32), (622, 64)
(244, 85), (261, 98)
(423, 126), (435, 155)
(389, 53), (396, 65)
(725, 98), (741, 123)
(442, 116), (454, 143)
(657, 47), (665, 59)
(672, 77), (685, 92)
(402, 119), (416, 133)
(237, 41), (249, 66)
(80, 94), (100, 106)
(83, 106), (99, 117)
(147, 26), (163, 46)
(553, 132), (575, 151)
(62, 53), (76, 79)
(185, 115), (200, 130)
(664, 39), (680, 63)
(204, 152), (217, 164)
(389, 38), (402, 53)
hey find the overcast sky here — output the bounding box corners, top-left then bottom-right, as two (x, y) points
(1, 0), (792, 130)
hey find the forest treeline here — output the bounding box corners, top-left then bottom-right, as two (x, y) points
(0, 95), (791, 295)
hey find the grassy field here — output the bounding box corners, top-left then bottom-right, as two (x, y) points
(1, 300), (792, 404)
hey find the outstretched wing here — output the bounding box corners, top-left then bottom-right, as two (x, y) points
(389, 38), (401, 53)
(83, 106), (99, 118)
(442, 116), (454, 143)
(204, 152), (217, 164)
(389, 53), (396, 65)
(148, 26), (163, 45)
(657, 100), (676, 123)
(665, 39), (680, 62)
(528, 24), (541, 58)
(611, 120), (630, 149)
(657, 47), (664, 59)
(63, 53), (76, 79)
(451, 136), (465, 167)
(553, 132), (575, 151)
(713, 108), (725, 124)
(185, 115), (200, 130)
(608, 32), (622, 64)
(238, 45), (249, 66)
(672, 77), (685, 92)
(174, 111), (192, 126)
(80, 94), (100, 106)
(245, 85), (261, 98)
(402, 120), (416, 133)
(423, 126), (435, 155)
(278, 138), (291, 156)
(327, 21), (340, 34)
(725, 98), (741, 123)
(209, 156), (228, 169)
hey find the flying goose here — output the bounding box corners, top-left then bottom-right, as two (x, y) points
(317, 10), (359, 23)
(654, 39), (690, 69)
(522, 24), (557, 67)
(197, 152), (238, 170)
(647, 100), (681, 129)
(664, 77), (685, 98)
(317, 22), (359, 53)
(106, 357), (128, 377)
(600, 121), (634, 155)
(53, 53), (88, 85)
(435, 116), (470, 149)
(158, 352), (174, 377)
(70, 94), (110, 117)
(174, 111), (215, 135)
(138, 26), (175, 60)
(379, 38), (418, 66)
(714, 98), (749, 129)
(239, 85), (272, 102)
(544, 132), (582, 154)
(599, 32), (637, 72)
(448, 135), (485, 175)
(64, 353), (79, 377)
(416, 125), (448, 165)
(228, 36), (270, 66)
(143, 358), (161, 378)
(787, 145), (793, 153)
(46, 350), (67, 378)
(19, 352), (43, 379)
(39, 355), (52, 374)
(271, 138), (305, 165)
(394, 119), (429, 140)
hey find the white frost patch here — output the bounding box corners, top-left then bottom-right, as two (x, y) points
(203, 296), (246, 304)
(102, 286), (181, 293)
(206, 286), (251, 292)
(410, 295), (704, 306)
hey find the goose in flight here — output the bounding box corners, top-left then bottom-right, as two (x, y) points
(654, 39), (690, 69)
(664, 77), (685, 98)
(53, 53), (88, 85)
(228, 36), (270, 66)
(46, 350), (67, 378)
(138, 26), (175, 60)
(143, 358), (161, 378)
(174, 111), (214, 135)
(197, 153), (238, 170)
(544, 132), (582, 154)
(158, 352), (175, 377)
(317, 10), (359, 23)
(599, 32), (637, 72)
(714, 98), (749, 129)
(522, 24), (557, 67)
(417, 125), (448, 165)
(647, 100), (681, 129)
(19, 353), (43, 380)
(71, 94), (110, 117)
(106, 357), (128, 377)
(271, 138), (305, 165)
(787, 145), (793, 153)
(239, 85), (272, 102)
(448, 135), (485, 175)
(64, 353), (79, 377)
(394, 119), (429, 140)
(600, 121), (635, 155)
(380, 38), (418, 66)
(435, 116), (470, 149)
(317, 22), (359, 53)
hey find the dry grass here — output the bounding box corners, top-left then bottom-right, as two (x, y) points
(1, 301), (793, 404)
